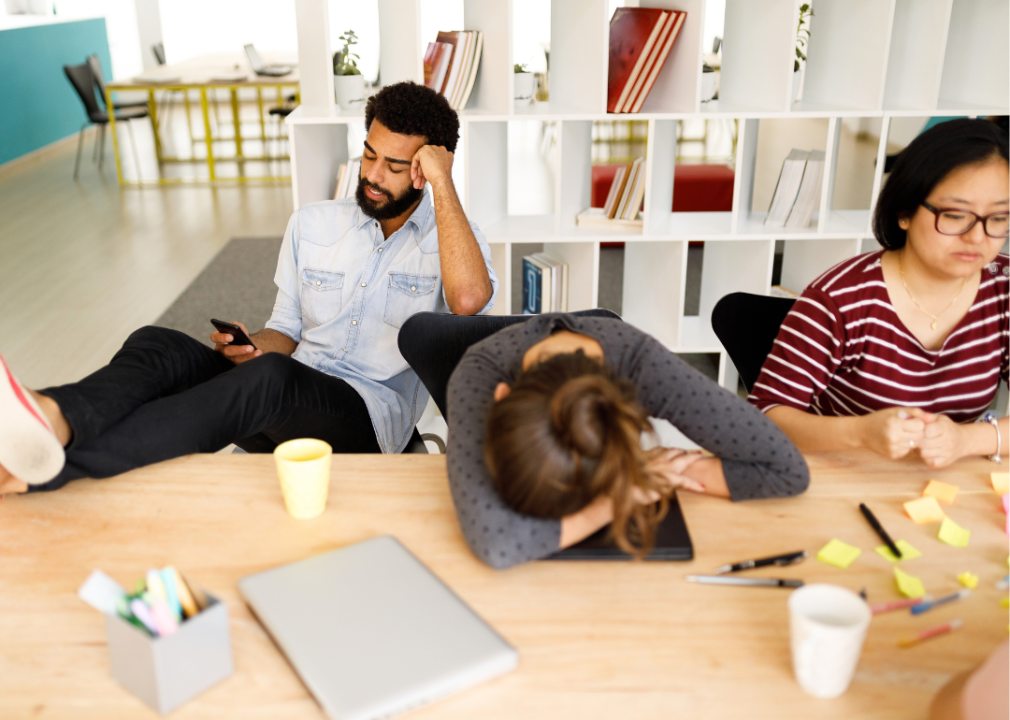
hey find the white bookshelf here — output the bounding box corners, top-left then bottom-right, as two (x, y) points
(287, 0), (1008, 391)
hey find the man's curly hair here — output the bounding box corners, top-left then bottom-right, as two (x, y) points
(364, 81), (459, 153)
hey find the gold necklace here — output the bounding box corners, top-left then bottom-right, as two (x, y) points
(898, 254), (967, 331)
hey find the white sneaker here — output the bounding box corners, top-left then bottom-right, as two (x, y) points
(0, 355), (65, 484)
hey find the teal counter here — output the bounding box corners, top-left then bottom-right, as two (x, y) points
(0, 17), (113, 166)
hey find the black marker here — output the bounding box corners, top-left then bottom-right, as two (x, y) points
(713, 550), (808, 575)
(859, 503), (901, 558)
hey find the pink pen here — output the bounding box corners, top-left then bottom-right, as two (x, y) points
(150, 598), (179, 637)
(899, 618), (963, 648)
(870, 595), (933, 615)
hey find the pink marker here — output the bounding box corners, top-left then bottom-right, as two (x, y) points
(899, 618), (963, 648)
(870, 595), (932, 615)
(150, 598), (179, 637)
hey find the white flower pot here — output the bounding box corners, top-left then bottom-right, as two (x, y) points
(700, 71), (717, 103)
(334, 74), (365, 111)
(513, 72), (536, 104)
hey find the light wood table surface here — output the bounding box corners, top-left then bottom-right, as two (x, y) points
(0, 451), (1006, 719)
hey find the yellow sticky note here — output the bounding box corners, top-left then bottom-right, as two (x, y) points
(958, 572), (979, 589)
(938, 517), (971, 548)
(874, 540), (923, 563)
(904, 496), (946, 524)
(894, 567), (926, 599)
(923, 480), (959, 505)
(992, 472), (1010, 494)
(1001, 598), (1009, 609)
(817, 539), (862, 569)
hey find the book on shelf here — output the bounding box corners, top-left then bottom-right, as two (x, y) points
(576, 207), (644, 230)
(621, 159), (647, 221)
(784, 149), (825, 229)
(770, 285), (800, 299)
(522, 253), (568, 314)
(577, 158), (646, 229)
(764, 149), (810, 228)
(332, 157), (361, 200)
(607, 8), (687, 114)
(615, 157), (645, 220)
(423, 41), (453, 93)
(604, 162), (631, 219)
(430, 30), (482, 111)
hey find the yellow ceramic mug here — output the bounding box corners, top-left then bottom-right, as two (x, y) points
(273, 438), (332, 519)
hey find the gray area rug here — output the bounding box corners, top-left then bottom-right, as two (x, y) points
(156, 237), (282, 346)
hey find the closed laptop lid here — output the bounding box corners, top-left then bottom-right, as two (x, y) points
(243, 44), (263, 71)
(238, 536), (517, 720)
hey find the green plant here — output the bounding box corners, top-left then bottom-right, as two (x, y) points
(513, 62), (529, 74)
(335, 30), (361, 76)
(794, 3), (813, 72)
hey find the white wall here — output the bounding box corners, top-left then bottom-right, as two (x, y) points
(132, 0), (161, 71)
(53, 0), (143, 79)
(157, 0), (297, 64)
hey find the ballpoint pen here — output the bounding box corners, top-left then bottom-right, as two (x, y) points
(899, 619), (963, 648)
(859, 503), (902, 558)
(910, 589), (970, 615)
(870, 595), (932, 615)
(686, 575), (804, 588)
(713, 550), (808, 574)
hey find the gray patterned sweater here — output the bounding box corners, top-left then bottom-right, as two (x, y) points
(446, 314), (809, 569)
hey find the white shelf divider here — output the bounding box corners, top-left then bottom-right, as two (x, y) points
(556, 120), (594, 235)
(719, 0), (794, 113)
(816, 116), (842, 235)
(697, 240), (775, 326)
(622, 241), (686, 350)
(937, 0), (1010, 111)
(543, 242), (600, 311)
(464, 121), (507, 229)
(868, 115), (892, 222)
(294, 0), (334, 116)
(797, 0), (896, 112)
(464, 0), (511, 114)
(780, 238), (863, 293)
(730, 118), (759, 234)
(487, 242), (510, 315)
(643, 119), (676, 235)
(883, 0), (953, 111)
(290, 123), (348, 209)
(550, 0), (609, 114)
(378, 0), (422, 86)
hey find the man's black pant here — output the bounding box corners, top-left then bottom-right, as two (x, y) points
(33, 326), (382, 491)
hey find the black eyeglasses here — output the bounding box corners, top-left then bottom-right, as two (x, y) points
(921, 202), (1009, 238)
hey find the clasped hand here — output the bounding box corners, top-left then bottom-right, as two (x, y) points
(861, 407), (962, 468)
(631, 448), (706, 505)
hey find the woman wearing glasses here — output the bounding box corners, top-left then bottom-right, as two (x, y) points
(749, 118), (1008, 468)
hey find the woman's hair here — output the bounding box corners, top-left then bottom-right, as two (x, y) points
(365, 81), (459, 153)
(484, 351), (670, 558)
(872, 118), (1009, 250)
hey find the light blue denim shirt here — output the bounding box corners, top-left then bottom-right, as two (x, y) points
(265, 190), (498, 452)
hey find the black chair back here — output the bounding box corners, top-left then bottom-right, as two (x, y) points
(64, 62), (104, 123)
(152, 42), (166, 65)
(87, 54), (107, 103)
(711, 292), (796, 393)
(398, 310), (621, 420)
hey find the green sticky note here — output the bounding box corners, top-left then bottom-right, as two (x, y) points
(874, 540), (923, 563)
(894, 567), (926, 599)
(816, 539), (862, 569)
(938, 517), (971, 548)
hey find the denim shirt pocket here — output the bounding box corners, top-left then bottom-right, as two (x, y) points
(300, 269), (344, 325)
(383, 272), (439, 329)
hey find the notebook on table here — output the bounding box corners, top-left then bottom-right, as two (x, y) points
(238, 536), (517, 720)
(548, 492), (694, 561)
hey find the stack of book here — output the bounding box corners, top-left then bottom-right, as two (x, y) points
(423, 31), (483, 111)
(764, 149), (825, 229)
(522, 253), (569, 315)
(332, 157), (361, 200)
(607, 7), (687, 114)
(576, 157), (646, 229)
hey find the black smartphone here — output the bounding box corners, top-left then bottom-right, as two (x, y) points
(210, 318), (257, 349)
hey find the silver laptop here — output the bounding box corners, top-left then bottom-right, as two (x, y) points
(238, 536), (517, 720)
(243, 44), (293, 76)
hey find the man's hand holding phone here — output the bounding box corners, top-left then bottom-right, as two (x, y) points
(210, 319), (261, 365)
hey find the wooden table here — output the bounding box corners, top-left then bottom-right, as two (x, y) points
(0, 451), (1006, 719)
(105, 53), (300, 186)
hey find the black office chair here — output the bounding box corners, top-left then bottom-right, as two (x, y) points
(64, 62), (148, 180)
(86, 55), (148, 166)
(397, 309), (622, 426)
(710, 292), (796, 393)
(152, 42), (166, 65)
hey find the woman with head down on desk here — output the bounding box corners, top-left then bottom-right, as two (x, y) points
(749, 118), (1008, 469)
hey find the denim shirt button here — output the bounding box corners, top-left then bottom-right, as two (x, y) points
(360, 282), (367, 287)
(351, 320), (357, 326)
(315, 280), (321, 286)
(411, 286), (416, 292)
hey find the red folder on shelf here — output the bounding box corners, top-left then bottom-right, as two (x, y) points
(607, 7), (668, 113)
(423, 41), (452, 91)
(434, 31), (461, 96)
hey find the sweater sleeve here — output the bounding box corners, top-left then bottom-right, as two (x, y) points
(624, 334), (809, 501)
(445, 350), (562, 570)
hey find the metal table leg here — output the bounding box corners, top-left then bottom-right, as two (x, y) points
(200, 88), (217, 181)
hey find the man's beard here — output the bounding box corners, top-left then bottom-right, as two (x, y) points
(355, 174), (424, 221)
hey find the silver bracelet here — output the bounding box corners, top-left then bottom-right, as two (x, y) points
(983, 412), (1002, 463)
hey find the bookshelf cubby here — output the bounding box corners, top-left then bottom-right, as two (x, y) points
(286, 0), (1008, 391)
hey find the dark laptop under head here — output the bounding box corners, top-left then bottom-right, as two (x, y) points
(548, 493), (694, 561)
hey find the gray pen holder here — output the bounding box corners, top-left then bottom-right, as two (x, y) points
(104, 593), (234, 714)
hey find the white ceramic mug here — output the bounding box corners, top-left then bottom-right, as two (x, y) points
(788, 584), (871, 698)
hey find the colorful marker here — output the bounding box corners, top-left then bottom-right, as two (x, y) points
(160, 567), (183, 621)
(170, 567), (200, 619)
(899, 619), (963, 648)
(146, 569), (168, 603)
(149, 597), (179, 637)
(870, 595), (933, 615)
(130, 598), (160, 636)
(910, 589), (970, 615)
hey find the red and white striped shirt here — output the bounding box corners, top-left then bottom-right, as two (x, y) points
(749, 251), (1009, 422)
